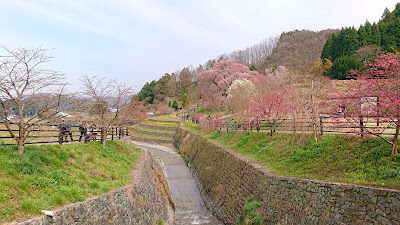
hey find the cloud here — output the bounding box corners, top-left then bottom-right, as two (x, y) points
(2, 0), (134, 44)
(116, 0), (237, 49)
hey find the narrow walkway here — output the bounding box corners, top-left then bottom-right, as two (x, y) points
(131, 141), (222, 225)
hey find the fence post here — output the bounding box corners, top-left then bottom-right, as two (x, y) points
(111, 127), (114, 140)
(59, 125), (63, 145)
(226, 122), (228, 133)
(126, 128), (128, 136)
(319, 116), (323, 135)
(101, 127), (104, 142)
(234, 121), (237, 131)
(359, 116), (364, 137)
(119, 128), (121, 139)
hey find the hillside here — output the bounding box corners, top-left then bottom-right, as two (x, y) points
(260, 29), (335, 71)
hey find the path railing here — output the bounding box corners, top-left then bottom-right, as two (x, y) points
(0, 122), (129, 146)
(183, 115), (397, 136)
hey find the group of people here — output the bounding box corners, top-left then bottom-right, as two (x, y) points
(60, 120), (97, 143)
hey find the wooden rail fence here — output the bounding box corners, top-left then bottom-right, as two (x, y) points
(0, 122), (129, 146)
(184, 115), (397, 136)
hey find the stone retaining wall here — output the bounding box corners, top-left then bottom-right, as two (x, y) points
(131, 136), (173, 144)
(174, 128), (400, 225)
(130, 127), (175, 138)
(20, 150), (174, 225)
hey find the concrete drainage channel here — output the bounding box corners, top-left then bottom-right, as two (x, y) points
(131, 141), (222, 225)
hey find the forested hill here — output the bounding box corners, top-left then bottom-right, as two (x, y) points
(321, 3), (400, 79)
(261, 29), (335, 70)
(136, 29), (335, 105)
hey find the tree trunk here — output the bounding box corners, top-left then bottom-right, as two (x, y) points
(102, 130), (107, 149)
(392, 124), (399, 155)
(18, 127), (26, 154)
(313, 122), (318, 143)
(18, 139), (25, 155)
(311, 80), (318, 142)
(293, 112), (296, 134)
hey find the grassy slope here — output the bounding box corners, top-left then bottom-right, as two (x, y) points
(132, 125), (176, 134)
(195, 128), (400, 189)
(0, 141), (140, 223)
(148, 115), (179, 122)
(129, 131), (173, 140)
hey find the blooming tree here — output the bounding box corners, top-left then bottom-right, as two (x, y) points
(226, 79), (256, 117)
(250, 77), (294, 136)
(329, 52), (400, 155)
(198, 114), (224, 131)
(197, 60), (259, 111)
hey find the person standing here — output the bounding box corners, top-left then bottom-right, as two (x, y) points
(65, 121), (73, 142)
(79, 122), (87, 142)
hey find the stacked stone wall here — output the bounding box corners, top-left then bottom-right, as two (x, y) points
(174, 128), (400, 224)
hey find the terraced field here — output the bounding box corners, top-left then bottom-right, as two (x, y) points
(129, 116), (180, 144)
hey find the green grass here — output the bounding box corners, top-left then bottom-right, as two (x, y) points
(143, 120), (179, 127)
(132, 125), (176, 134)
(0, 141), (140, 223)
(200, 130), (400, 189)
(193, 107), (217, 115)
(129, 131), (173, 141)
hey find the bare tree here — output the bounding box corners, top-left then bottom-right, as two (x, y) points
(0, 46), (71, 154)
(81, 74), (132, 148)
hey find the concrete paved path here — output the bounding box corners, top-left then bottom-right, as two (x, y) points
(131, 141), (222, 225)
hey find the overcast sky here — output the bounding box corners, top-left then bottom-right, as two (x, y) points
(1, 0), (398, 92)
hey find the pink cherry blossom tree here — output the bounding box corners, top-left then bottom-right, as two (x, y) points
(197, 60), (259, 111)
(329, 52), (400, 155)
(249, 77), (294, 136)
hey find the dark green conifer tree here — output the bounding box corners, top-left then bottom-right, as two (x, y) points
(364, 21), (373, 45)
(358, 25), (368, 46)
(371, 23), (381, 45)
(172, 100), (178, 110)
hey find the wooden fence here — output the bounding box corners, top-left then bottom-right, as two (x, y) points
(185, 115), (397, 136)
(0, 122), (129, 146)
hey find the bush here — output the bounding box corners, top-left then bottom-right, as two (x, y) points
(237, 197), (264, 225)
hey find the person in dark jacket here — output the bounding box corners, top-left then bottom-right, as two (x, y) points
(79, 122), (87, 142)
(65, 121), (73, 142)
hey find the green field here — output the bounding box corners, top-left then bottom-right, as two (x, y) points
(143, 120), (179, 127)
(194, 127), (400, 189)
(0, 141), (140, 223)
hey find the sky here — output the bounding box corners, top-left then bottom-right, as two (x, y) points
(1, 0), (399, 93)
